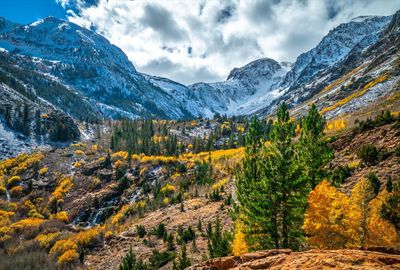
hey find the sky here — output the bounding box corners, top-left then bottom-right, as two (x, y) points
(1, 0), (399, 85)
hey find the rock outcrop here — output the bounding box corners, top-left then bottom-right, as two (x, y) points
(188, 249), (400, 269)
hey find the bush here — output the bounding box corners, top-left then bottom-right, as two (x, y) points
(0, 245), (56, 270)
(149, 249), (175, 269)
(331, 165), (351, 185)
(152, 223), (166, 239)
(57, 249), (78, 267)
(395, 145), (400, 157)
(357, 144), (379, 165)
(378, 147), (391, 161)
(136, 225), (146, 238)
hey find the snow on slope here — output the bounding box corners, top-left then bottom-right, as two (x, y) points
(187, 58), (292, 116)
(281, 15), (391, 89)
(0, 17), (195, 120)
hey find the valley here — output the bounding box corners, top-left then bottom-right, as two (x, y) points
(0, 4), (399, 270)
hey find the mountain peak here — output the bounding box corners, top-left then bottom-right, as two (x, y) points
(227, 57), (281, 81)
(350, 15), (377, 23)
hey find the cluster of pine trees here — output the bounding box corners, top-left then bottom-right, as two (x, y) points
(111, 119), (180, 156)
(236, 103), (332, 249)
(236, 103), (400, 251)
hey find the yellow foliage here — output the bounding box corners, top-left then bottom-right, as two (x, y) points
(35, 232), (60, 249)
(321, 74), (388, 114)
(7, 175), (21, 186)
(212, 178), (228, 191)
(10, 217), (45, 232)
(304, 179), (399, 249)
(57, 249), (78, 266)
(325, 118), (346, 132)
(232, 221), (248, 256)
(73, 161), (82, 168)
(295, 124), (302, 135)
(39, 167), (48, 175)
(366, 190), (398, 247)
(98, 156), (106, 162)
(131, 154), (140, 161)
(91, 144), (99, 151)
(50, 239), (77, 256)
(52, 176), (73, 201)
(111, 151), (128, 161)
(0, 210), (14, 227)
(140, 155), (177, 164)
(51, 211), (69, 223)
(111, 204), (130, 225)
(71, 143), (85, 148)
(10, 186), (24, 197)
(163, 197), (170, 205)
(303, 180), (355, 249)
(104, 230), (113, 239)
(113, 159), (124, 169)
(40, 113), (49, 118)
(74, 150), (85, 155)
(74, 226), (102, 247)
(348, 160), (361, 169)
(161, 183), (176, 194)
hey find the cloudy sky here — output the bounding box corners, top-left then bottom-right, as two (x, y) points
(55, 0), (398, 84)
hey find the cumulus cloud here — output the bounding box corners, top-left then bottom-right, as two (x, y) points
(60, 0), (399, 85)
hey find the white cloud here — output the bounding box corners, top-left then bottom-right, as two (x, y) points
(62, 0), (399, 85)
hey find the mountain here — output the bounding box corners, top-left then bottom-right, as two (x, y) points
(257, 14), (396, 117)
(179, 15), (392, 118)
(0, 17), (20, 34)
(187, 58), (292, 117)
(0, 17), (195, 120)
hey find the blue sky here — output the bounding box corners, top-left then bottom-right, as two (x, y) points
(0, 0), (67, 24)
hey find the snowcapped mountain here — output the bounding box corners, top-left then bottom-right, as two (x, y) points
(280, 15), (391, 89)
(187, 58), (292, 117)
(0, 11), (397, 128)
(0, 17), (195, 120)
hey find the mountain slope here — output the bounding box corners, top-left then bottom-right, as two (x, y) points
(0, 17), (195, 120)
(257, 14), (396, 118)
(188, 58), (292, 117)
(181, 15), (392, 118)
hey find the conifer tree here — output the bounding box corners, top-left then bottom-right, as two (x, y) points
(298, 103), (333, 188)
(172, 245), (191, 270)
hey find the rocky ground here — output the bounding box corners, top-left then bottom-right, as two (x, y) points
(188, 249), (400, 269)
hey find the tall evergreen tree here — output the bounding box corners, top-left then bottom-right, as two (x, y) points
(298, 103), (333, 188)
(236, 103), (308, 250)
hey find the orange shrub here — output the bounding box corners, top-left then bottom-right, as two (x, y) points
(57, 249), (78, 266)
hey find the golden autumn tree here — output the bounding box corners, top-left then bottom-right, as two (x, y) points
(303, 180), (355, 248)
(232, 221), (248, 256)
(366, 190), (398, 247)
(350, 178), (375, 248)
(304, 178), (399, 249)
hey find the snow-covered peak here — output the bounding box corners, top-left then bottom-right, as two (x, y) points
(0, 16), (135, 71)
(227, 58), (281, 81)
(350, 15), (377, 23)
(281, 15), (391, 88)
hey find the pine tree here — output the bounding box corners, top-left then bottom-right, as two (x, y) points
(298, 103), (333, 188)
(206, 217), (231, 258)
(119, 247), (148, 270)
(172, 245), (191, 270)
